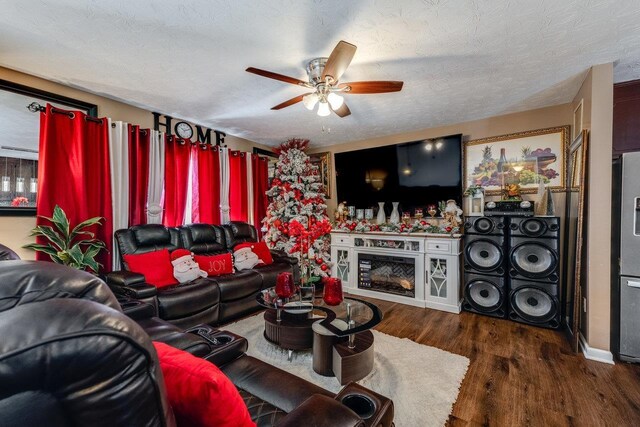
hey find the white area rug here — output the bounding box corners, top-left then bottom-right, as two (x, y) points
(224, 314), (470, 427)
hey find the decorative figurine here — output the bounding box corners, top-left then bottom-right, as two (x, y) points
(402, 212), (411, 225)
(336, 201), (347, 221)
(414, 208), (423, 220)
(427, 204), (437, 218)
(441, 199), (463, 229)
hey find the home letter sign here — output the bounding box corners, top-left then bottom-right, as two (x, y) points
(152, 112), (226, 146)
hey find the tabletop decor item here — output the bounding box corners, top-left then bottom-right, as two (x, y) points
(390, 202), (400, 224)
(414, 208), (423, 220)
(275, 272), (296, 300)
(427, 204), (437, 218)
(322, 277), (344, 306)
(333, 219), (459, 235)
(356, 209), (364, 220)
(23, 204), (106, 273)
(376, 202), (386, 224)
(402, 211), (411, 225)
(364, 208), (374, 220)
(441, 199), (463, 229)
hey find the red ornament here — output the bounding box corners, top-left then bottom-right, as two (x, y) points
(274, 219), (282, 228)
(445, 226), (453, 232)
(315, 257), (322, 264)
(320, 264), (328, 271)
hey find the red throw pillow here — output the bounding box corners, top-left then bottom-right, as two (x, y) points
(123, 249), (177, 288)
(194, 253), (234, 277)
(153, 342), (255, 427)
(233, 242), (273, 266)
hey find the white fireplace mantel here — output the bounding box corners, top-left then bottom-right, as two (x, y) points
(330, 230), (463, 313)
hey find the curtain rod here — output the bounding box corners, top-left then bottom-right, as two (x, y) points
(27, 102), (103, 124)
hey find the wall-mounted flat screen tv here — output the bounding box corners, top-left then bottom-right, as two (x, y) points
(334, 134), (462, 214)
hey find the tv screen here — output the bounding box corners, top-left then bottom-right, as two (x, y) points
(335, 134), (462, 215)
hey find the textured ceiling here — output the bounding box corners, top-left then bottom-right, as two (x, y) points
(1, 0), (640, 147)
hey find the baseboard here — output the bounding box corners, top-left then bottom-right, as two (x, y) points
(579, 332), (615, 365)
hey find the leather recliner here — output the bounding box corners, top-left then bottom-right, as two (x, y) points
(111, 224), (221, 329)
(0, 261), (391, 427)
(108, 222), (298, 329)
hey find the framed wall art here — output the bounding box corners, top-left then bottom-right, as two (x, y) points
(573, 99), (584, 141)
(309, 151), (332, 198)
(464, 125), (570, 195)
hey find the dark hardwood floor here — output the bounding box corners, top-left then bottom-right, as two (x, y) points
(361, 296), (640, 426)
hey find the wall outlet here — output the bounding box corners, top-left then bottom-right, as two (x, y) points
(583, 297), (587, 313)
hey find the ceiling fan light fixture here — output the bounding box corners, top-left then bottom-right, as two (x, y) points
(303, 93), (319, 110)
(327, 92), (344, 110)
(317, 100), (331, 117)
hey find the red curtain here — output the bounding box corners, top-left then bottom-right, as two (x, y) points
(196, 145), (221, 224)
(128, 125), (150, 226)
(37, 104), (113, 271)
(252, 155), (269, 236)
(229, 150), (248, 222)
(163, 137), (191, 227)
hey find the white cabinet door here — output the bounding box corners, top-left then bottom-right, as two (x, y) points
(331, 246), (354, 289)
(425, 254), (461, 313)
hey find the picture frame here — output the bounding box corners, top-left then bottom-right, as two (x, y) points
(0, 79), (98, 216)
(464, 125), (570, 196)
(309, 151), (332, 198)
(573, 99), (584, 141)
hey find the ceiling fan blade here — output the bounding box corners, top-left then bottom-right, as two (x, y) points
(338, 81), (404, 94)
(246, 67), (308, 86)
(333, 102), (351, 118)
(271, 93), (311, 110)
(322, 41), (357, 83)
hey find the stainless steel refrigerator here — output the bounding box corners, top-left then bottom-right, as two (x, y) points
(614, 151), (640, 362)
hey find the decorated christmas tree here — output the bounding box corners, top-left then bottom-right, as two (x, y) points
(263, 138), (332, 280)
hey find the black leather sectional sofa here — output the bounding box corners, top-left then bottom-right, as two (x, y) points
(107, 221), (299, 329)
(0, 259), (394, 427)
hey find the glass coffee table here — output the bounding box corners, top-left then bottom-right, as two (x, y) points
(257, 287), (382, 383)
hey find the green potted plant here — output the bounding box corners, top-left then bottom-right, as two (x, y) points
(23, 205), (106, 273)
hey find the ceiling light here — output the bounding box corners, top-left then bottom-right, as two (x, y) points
(403, 167), (411, 175)
(425, 143), (433, 152)
(303, 93), (319, 110)
(16, 177), (25, 193)
(317, 101), (331, 117)
(327, 92), (344, 110)
(435, 141), (443, 149)
(1, 176), (9, 192)
(30, 177), (37, 193)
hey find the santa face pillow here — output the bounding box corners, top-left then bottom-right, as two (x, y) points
(233, 247), (262, 271)
(171, 249), (208, 283)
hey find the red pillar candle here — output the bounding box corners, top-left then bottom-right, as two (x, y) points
(322, 277), (344, 306)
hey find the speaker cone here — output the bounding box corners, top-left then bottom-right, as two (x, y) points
(473, 217), (494, 234)
(511, 243), (556, 277)
(520, 218), (547, 237)
(510, 287), (557, 323)
(466, 239), (503, 271)
(465, 280), (503, 312)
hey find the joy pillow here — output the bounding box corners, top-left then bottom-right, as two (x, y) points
(194, 253), (234, 277)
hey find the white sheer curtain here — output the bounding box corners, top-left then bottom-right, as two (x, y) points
(219, 147), (231, 223)
(108, 119), (129, 269)
(246, 153), (254, 226)
(147, 130), (165, 224)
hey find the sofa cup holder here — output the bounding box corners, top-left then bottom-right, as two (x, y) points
(119, 300), (144, 309)
(211, 334), (233, 345)
(187, 326), (235, 347)
(340, 394), (376, 420)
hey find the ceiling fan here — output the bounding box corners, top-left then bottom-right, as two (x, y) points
(246, 40), (403, 118)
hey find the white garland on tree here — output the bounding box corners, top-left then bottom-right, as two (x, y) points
(263, 139), (332, 278)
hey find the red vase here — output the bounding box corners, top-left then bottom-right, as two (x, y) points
(322, 277), (344, 306)
(275, 272), (296, 299)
